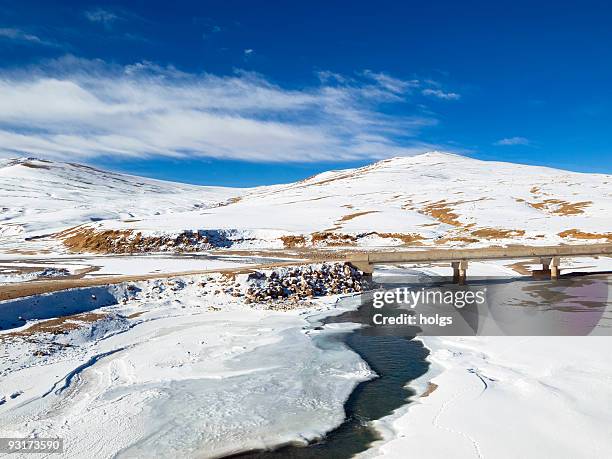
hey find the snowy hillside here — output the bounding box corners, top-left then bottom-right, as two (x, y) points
(0, 157), (243, 250)
(53, 152), (612, 253)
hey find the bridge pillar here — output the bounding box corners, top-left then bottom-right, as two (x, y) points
(550, 256), (561, 279)
(451, 260), (468, 284)
(349, 261), (373, 279)
(533, 256), (561, 280)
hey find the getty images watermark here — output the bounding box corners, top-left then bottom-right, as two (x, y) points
(365, 276), (611, 336)
(372, 286), (486, 327)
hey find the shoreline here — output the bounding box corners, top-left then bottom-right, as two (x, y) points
(0, 274), (372, 459)
(363, 334), (612, 459)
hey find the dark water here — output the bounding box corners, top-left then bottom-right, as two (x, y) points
(229, 273), (611, 458)
(229, 291), (430, 459)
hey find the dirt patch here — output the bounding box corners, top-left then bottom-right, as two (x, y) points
(311, 232), (357, 246)
(527, 199), (592, 215)
(420, 382), (439, 398)
(308, 172), (355, 187)
(420, 200), (463, 227)
(376, 232), (424, 245)
(0, 312), (107, 340)
(325, 210), (380, 232)
(401, 200), (416, 211)
(126, 311), (146, 319)
(558, 229), (612, 241)
(281, 235), (307, 248)
(59, 227), (212, 254)
(435, 236), (480, 245)
(224, 196), (242, 205)
(471, 228), (526, 238)
(338, 211), (379, 222)
(19, 161), (51, 170)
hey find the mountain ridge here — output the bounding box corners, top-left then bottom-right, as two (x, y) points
(1, 152), (610, 254)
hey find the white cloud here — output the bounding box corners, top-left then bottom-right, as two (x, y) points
(0, 28), (57, 47)
(421, 88), (460, 100)
(84, 8), (120, 26)
(362, 70), (419, 94)
(494, 136), (530, 146)
(0, 57), (444, 163)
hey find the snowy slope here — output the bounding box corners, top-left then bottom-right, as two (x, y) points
(60, 152), (612, 252)
(0, 157), (244, 250)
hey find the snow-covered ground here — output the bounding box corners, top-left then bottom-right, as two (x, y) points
(365, 335), (612, 459)
(0, 254), (280, 283)
(0, 157), (244, 254)
(55, 152), (612, 251)
(0, 271), (371, 458)
(2, 152), (611, 256)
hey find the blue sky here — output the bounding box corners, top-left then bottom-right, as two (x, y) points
(0, 0), (611, 185)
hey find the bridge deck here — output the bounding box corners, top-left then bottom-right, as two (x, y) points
(349, 243), (612, 265)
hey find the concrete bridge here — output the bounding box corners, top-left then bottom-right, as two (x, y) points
(348, 243), (612, 283)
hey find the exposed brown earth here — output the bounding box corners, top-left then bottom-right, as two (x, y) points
(420, 382), (439, 398)
(558, 229), (612, 241)
(19, 161), (51, 170)
(471, 228), (526, 238)
(420, 200), (463, 227)
(218, 196), (242, 207)
(59, 227), (212, 254)
(527, 199), (592, 215)
(0, 312), (108, 340)
(435, 236), (480, 245)
(324, 210), (380, 232)
(338, 211), (379, 222)
(376, 232), (424, 244)
(433, 226), (527, 245)
(311, 232), (358, 246)
(280, 235), (307, 248)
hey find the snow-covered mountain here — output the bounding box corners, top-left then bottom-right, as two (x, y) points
(0, 157), (243, 249)
(1, 153), (611, 254)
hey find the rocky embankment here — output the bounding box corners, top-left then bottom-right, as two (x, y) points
(242, 263), (366, 304)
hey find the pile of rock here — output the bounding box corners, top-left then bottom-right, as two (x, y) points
(244, 263), (366, 304)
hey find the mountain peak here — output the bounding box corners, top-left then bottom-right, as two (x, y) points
(376, 151), (467, 165)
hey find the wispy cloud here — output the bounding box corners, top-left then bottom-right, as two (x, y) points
(0, 57), (445, 163)
(0, 28), (58, 47)
(202, 24), (222, 39)
(362, 70), (419, 94)
(421, 88), (460, 100)
(84, 8), (120, 27)
(494, 136), (530, 146)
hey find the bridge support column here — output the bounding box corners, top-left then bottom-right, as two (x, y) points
(533, 256), (561, 280)
(550, 256), (561, 279)
(350, 261), (373, 279)
(451, 260), (468, 284)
